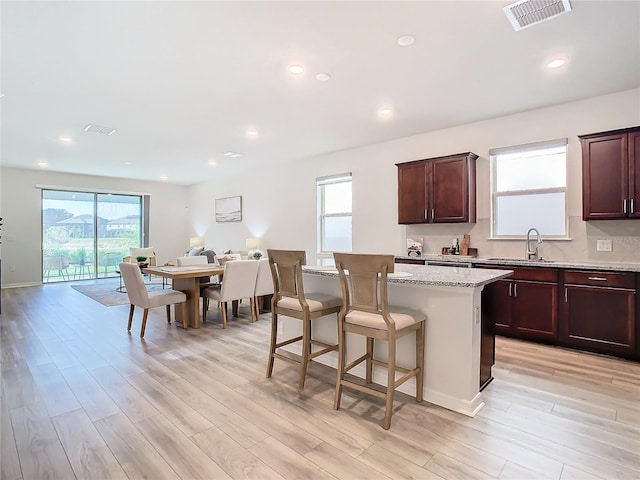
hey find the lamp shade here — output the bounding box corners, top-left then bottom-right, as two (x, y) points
(245, 238), (259, 250)
(190, 237), (204, 248)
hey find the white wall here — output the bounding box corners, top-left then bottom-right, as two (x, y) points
(0, 168), (189, 286)
(188, 89), (640, 264)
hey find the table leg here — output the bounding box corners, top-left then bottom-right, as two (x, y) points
(172, 277), (201, 328)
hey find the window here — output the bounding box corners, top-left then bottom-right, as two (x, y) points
(490, 139), (568, 238)
(317, 173), (352, 254)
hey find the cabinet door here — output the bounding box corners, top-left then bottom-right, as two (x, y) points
(397, 162), (428, 224)
(431, 156), (474, 223)
(511, 281), (558, 338)
(482, 279), (512, 334)
(630, 131), (640, 218)
(581, 133), (629, 219)
(562, 285), (635, 353)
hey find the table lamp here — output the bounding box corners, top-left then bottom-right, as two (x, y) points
(190, 237), (204, 249)
(245, 238), (262, 259)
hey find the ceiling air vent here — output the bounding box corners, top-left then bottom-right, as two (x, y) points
(84, 124), (116, 135)
(503, 0), (572, 31)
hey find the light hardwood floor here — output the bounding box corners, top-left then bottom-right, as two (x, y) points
(1, 281), (639, 480)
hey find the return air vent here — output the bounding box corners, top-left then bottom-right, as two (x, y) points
(503, 0), (571, 31)
(84, 124), (116, 135)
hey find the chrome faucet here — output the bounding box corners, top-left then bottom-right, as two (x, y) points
(526, 228), (543, 260)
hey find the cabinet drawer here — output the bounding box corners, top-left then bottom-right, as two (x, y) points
(475, 265), (558, 282)
(564, 270), (635, 289)
(395, 258), (426, 265)
(511, 267), (558, 282)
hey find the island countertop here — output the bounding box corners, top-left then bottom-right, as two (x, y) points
(302, 263), (512, 288)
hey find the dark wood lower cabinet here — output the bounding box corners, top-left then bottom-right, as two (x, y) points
(511, 281), (558, 338)
(479, 266), (559, 341)
(480, 291), (495, 390)
(561, 284), (636, 354)
(481, 265), (639, 361)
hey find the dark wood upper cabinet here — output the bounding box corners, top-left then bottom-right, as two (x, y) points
(396, 152), (477, 224)
(579, 126), (640, 220)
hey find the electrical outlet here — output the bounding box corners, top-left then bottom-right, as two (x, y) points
(596, 239), (612, 252)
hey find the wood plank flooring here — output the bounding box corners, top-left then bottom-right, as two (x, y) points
(1, 281), (639, 480)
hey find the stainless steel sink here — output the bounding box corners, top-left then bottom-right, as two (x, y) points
(487, 257), (556, 263)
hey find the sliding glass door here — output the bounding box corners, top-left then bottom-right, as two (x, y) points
(42, 190), (143, 282)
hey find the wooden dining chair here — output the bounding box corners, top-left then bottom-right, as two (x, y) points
(118, 262), (188, 338)
(266, 249), (342, 390)
(332, 252), (426, 430)
(201, 259), (259, 327)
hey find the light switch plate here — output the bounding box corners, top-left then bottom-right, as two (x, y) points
(597, 239), (612, 252)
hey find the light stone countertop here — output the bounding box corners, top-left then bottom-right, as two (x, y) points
(394, 254), (640, 273)
(302, 264), (513, 288)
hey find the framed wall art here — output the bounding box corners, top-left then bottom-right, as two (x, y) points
(215, 196), (242, 222)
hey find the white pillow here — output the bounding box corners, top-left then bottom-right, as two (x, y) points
(188, 247), (204, 256)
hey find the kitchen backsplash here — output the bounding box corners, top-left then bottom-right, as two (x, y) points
(404, 217), (640, 264)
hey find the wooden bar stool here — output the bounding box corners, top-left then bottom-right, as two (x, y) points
(333, 253), (426, 430)
(266, 249), (342, 390)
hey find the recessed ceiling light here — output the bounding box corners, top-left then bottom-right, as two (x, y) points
(246, 128), (258, 137)
(223, 151), (242, 158)
(288, 65), (304, 75)
(547, 58), (566, 69)
(0, 93), (4, 98)
(37, 160), (48, 167)
(397, 35), (415, 46)
(208, 160), (217, 166)
(160, 176), (168, 182)
(316, 73), (331, 82)
(124, 161), (132, 165)
(58, 136), (72, 143)
(378, 106), (393, 117)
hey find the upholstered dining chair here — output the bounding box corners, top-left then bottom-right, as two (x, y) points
(201, 259), (259, 327)
(176, 254), (216, 307)
(253, 258), (274, 320)
(332, 253), (425, 430)
(176, 254), (215, 284)
(118, 262), (188, 338)
(266, 249), (342, 391)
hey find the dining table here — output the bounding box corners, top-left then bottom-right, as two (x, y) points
(143, 264), (224, 328)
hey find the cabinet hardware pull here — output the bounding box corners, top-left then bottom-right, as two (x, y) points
(623, 199), (628, 214)
(424, 209), (428, 220)
(565, 288), (568, 303)
(588, 276), (607, 281)
(431, 208), (434, 220)
(508, 283), (512, 297)
(513, 283), (517, 297)
(632, 199), (635, 214)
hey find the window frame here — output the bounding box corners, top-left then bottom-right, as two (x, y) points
(490, 139), (569, 240)
(317, 173), (352, 255)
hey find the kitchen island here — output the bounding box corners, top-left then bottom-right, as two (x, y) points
(279, 263), (512, 417)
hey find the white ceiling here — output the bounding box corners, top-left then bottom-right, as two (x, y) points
(1, 1), (639, 186)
